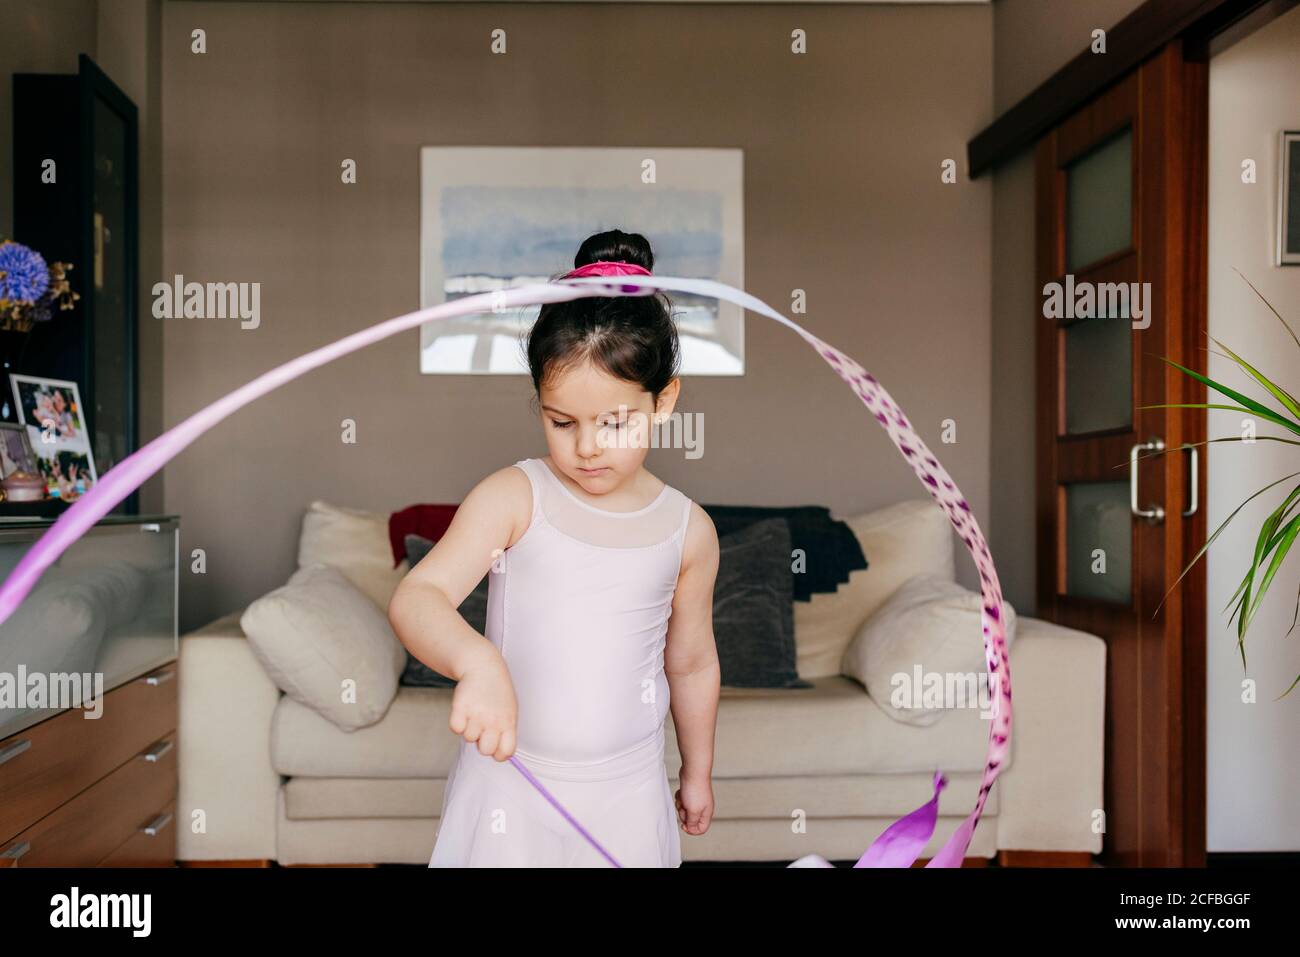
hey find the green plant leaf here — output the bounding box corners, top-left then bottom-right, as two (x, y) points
(1224, 485), (1300, 620)
(1227, 496), (1300, 660)
(1146, 357), (1300, 435)
(1233, 266), (1300, 353)
(1155, 353), (1283, 417)
(1244, 514), (1300, 634)
(1276, 670), (1300, 701)
(1139, 401), (1300, 436)
(1230, 489), (1296, 622)
(1260, 492), (1300, 554)
(1209, 336), (1300, 421)
(1205, 346), (1300, 416)
(1224, 588), (1249, 670)
(1234, 512), (1273, 640)
(1287, 578), (1300, 638)
(1154, 472), (1300, 617)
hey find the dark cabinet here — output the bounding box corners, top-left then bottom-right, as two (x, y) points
(11, 54), (138, 515)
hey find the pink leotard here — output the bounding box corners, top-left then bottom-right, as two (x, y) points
(429, 456), (693, 867)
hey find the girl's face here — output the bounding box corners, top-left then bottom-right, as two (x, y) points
(539, 358), (678, 493)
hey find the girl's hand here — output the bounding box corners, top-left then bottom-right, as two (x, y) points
(448, 648), (518, 762)
(674, 767), (714, 836)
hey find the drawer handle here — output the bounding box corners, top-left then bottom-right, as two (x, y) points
(0, 738), (32, 767)
(1, 841), (31, 861)
(141, 523), (162, 532)
(143, 812), (173, 837)
(144, 669), (175, 686)
(142, 739), (174, 762)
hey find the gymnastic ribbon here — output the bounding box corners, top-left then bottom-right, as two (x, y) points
(0, 274), (1011, 869)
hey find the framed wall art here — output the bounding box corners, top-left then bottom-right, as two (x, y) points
(418, 146), (744, 375)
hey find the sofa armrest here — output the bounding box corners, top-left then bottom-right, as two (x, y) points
(994, 616), (1106, 854)
(177, 609), (282, 861)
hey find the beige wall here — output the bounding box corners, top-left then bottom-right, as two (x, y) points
(0, 0), (165, 515)
(988, 0), (1145, 614)
(160, 1), (993, 631)
(993, 0), (1148, 114)
(98, 0), (165, 515)
(1205, 3), (1300, 852)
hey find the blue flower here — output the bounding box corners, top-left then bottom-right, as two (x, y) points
(0, 240), (51, 304)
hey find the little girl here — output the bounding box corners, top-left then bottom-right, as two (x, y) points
(389, 229), (721, 867)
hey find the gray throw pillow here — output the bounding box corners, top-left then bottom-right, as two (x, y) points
(714, 518), (811, 689)
(398, 533), (487, 687)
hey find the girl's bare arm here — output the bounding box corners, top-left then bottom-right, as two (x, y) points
(664, 503), (721, 784)
(387, 466), (528, 683)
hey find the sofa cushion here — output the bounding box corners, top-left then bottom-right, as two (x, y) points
(270, 675), (997, 779)
(841, 575), (1017, 727)
(298, 500), (409, 611)
(714, 518), (809, 689)
(795, 499), (955, 679)
(398, 533), (483, 688)
(241, 563), (407, 731)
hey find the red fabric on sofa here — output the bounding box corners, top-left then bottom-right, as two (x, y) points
(388, 504), (459, 567)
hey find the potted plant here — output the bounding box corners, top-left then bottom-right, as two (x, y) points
(1148, 270), (1300, 698)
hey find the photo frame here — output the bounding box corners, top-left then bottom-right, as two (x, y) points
(1279, 130), (1300, 266)
(8, 374), (98, 501)
(418, 146), (745, 375)
(0, 422), (39, 481)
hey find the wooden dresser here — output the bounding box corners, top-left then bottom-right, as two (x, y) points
(0, 515), (179, 867)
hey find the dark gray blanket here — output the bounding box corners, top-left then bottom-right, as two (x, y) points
(700, 505), (868, 602)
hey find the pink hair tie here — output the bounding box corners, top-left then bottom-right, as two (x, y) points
(562, 260), (652, 279)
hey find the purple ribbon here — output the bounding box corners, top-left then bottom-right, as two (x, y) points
(855, 771), (947, 868)
(0, 274), (1010, 868)
(507, 754), (622, 867)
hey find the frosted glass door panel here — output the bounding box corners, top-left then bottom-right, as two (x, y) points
(1066, 129), (1133, 271)
(1064, 481), (1132, 604)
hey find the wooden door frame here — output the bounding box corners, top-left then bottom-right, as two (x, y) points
(1034, 41), (1207, 867)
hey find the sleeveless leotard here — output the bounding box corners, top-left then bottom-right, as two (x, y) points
(428, 457), (692, 867)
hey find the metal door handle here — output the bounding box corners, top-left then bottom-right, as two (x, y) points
(1130, 438), (1165, 523)
(1181, 443), (1199, 517)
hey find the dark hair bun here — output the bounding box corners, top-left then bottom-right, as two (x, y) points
(525, 228), (679, 407)
(573, 229), (654, 273)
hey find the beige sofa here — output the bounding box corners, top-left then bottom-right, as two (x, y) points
(177, 498), (1105, 865)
